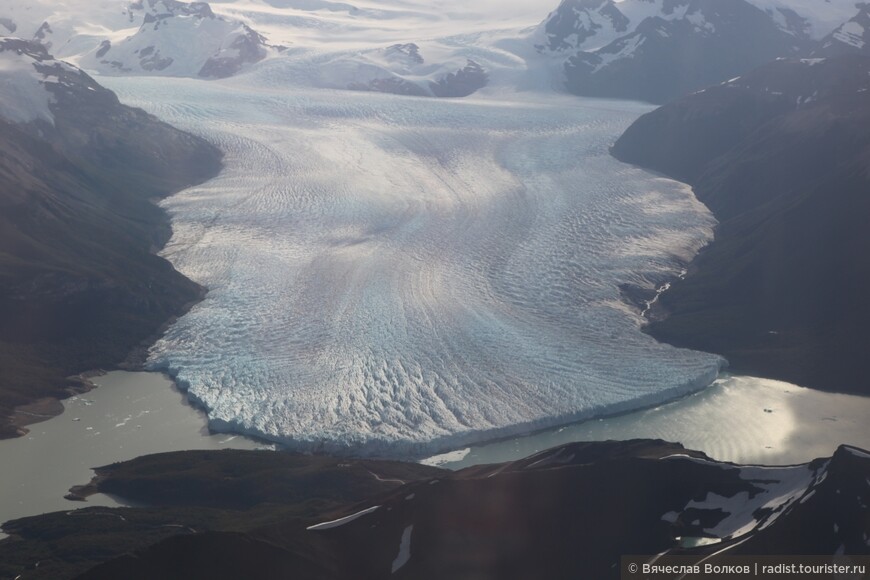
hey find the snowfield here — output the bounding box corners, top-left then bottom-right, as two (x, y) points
(0, 47), (56, 124)
(104, 66), (722, 456)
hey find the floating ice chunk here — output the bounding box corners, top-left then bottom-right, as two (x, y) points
(420, 448), (471, 467)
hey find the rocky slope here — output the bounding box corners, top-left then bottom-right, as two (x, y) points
(816, 3), (870, 57)
(336, 43), (489, 98)
(2, 440), (866, 579)
(612, 54), (870, 394)
(0, 38), (222, 437)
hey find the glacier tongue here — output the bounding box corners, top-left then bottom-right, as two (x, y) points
(99, 72), (722, 458)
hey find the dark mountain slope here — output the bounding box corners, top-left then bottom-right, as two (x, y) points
(612, 55), (870, 393)
(0, 39), (222, 437)
(56, 440), (870, 580)
(0, 449), (444, 580)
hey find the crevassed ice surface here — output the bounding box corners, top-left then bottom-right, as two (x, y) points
(103, 60), (722, 457)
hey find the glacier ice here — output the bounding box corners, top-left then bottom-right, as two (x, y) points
(100, 67), (723, 458)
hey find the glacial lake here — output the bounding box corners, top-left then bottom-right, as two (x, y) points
(0, 371), (267, 534)
(4, 371), (870, 534)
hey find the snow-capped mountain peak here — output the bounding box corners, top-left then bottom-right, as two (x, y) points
(0, 0), (272, 80)
(0, 38), (99, 125)
(534, 0), (631, 52)
(747, 0), (865, 40)
(0, 39), (56, 125)
(537, 0), (864, 55)
(539, 0), (870, 103)
(80, 0), (271, 79)
(816, 2), (870, 55)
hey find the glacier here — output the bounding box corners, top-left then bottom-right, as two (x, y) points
(102, 65), (722, 457)
(63, 0), (729, 458)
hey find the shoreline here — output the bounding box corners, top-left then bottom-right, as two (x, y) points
(0, 281), (211, 441)
(6, 362), (725, 465)
(0, 164), (219, 440)
(4, 370), (870, 532)
(0, 370), (268, 529)
(5, 372), (103, 438)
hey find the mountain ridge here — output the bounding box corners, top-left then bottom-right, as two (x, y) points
(0, 38), (222, 438)
(611, 54), (870, 393)
(539, 0), (870, 103)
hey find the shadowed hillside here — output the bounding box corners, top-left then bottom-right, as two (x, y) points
(612, 55), (870, 393)
(0, 39), (222, 437)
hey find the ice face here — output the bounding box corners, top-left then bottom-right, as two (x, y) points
(101, 69), (722, 458)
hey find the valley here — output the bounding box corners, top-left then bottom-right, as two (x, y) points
(2, 0), (870, 577)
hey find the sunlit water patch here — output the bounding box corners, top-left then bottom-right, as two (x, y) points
(426, 375), (870, 469)
(101, 76), (722, 457)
